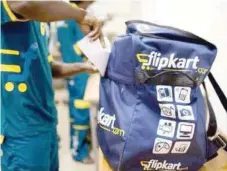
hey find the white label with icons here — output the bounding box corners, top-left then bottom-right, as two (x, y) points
(176, 122), (195, 140)
(159, 103), (176, 119)
(177, 105), (195, 121)
(153, 137), (173, 154)
(156, 86), (173, 102)
(171, 141), (191, 154)
(157, 119), (176, 138)
(174, 87), (191, 104)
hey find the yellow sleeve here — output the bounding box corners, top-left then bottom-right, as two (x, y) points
(1, 0), (28, 24)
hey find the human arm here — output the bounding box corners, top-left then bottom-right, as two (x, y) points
(6, 1), (102, 40)
(7, 1), (86, 22)
(51, 60), (97, 79)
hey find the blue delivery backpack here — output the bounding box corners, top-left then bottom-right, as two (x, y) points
(97, 20), (227, 171)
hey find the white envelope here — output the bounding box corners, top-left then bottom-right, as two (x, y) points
(77, 36), (110, 76)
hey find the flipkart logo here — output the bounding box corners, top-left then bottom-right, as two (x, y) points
(98, 107), (125, 137)
(137, 51), (200, 71)
(137, 53), (153, 70)
(140, 159), (188, 170)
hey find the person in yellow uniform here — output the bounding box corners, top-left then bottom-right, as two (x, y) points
(57, 0), (95, 164)
(1, 1), (102, 171)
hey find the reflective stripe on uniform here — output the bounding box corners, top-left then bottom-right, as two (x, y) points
(73, 43), (82, 56)
(2, 0), (28, 22)
(0, 49), (20, 55)
(0, 64), (21, 73)
(73, 125), (90, 130)
(74, 99), (90, 109)
(0, 135), (5, 144)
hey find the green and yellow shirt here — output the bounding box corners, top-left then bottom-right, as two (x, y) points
(1, 0), (57, 137)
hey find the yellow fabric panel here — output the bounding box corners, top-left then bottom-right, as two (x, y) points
(73, 125), (90, 130)
(73, 43), (82, 56)
(2, 0), (17, 21)
(0, 49), (20, 55)
(74, 99), (90, 109)
(0, 135), (5, 144)
(2, 0), (28, 22)
(0, 64), (21, 73)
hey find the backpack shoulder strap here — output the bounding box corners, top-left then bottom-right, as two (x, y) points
(208, 73), (227, 111)
(203, 82), (217, 137)
(205, 72), (227, 152)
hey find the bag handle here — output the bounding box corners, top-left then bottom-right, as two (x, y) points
(126, 20), (216, 49)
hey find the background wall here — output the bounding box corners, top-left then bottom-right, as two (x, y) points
(91, 0), (142, 39)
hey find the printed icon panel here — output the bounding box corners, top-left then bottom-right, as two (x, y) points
(177, 122), (195, 140)
(157, 119), (176, 138)
(153, 137), (173, 154)
(159, 104), (176, 119)
(171, 141), (191, 154)
(157, 86), (173, 102)
(174, 87), (191, 104)
(177, 105), (195, 121)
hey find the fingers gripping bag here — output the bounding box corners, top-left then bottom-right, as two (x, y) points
(97, 20), (218, 171)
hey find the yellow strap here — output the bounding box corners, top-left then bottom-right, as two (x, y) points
(0, 64), (21, 73)
(73, 125), (90, 130)
(0, 49), (20, 55)
(74, 99), (90, 109)
(0, 135), (5, 144)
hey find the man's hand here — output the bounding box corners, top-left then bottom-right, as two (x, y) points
(79, 13), (103, 41)
(82, 61), (98, 74)
(51, 60), (98, 79)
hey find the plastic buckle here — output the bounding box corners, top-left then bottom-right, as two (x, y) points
(214, 135), (227, 150)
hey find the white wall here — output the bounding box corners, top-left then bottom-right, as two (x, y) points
(141, 0), (227, 136)
(91, 0), (142, 35)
